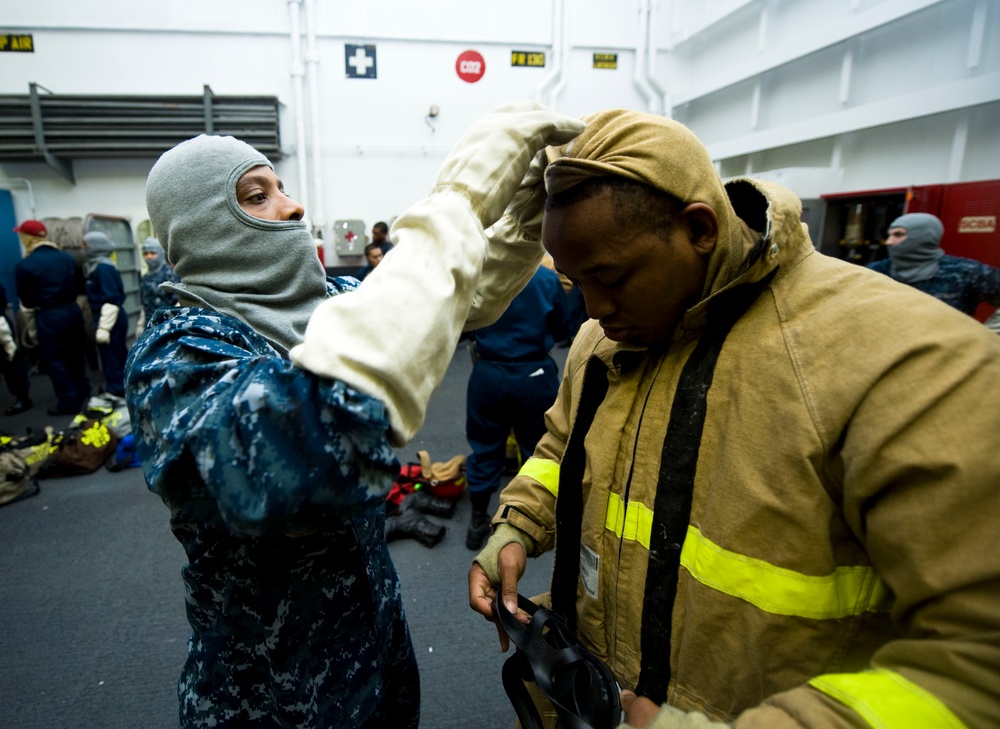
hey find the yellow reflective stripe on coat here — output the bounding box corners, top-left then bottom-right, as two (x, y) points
(809, 669), (968, 729)
(518, 457), (560, 497)
(605, 491), (653, 549)
(604, 494), (891, 619)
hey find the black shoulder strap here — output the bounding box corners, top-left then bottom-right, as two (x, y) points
(550, 356), (610, 630)
(635, 271), (776, 703)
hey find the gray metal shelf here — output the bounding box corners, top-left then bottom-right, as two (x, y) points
(0, 83), (282, 182)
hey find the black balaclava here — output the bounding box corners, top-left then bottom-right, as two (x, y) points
(887, 213), (945, 283)
(145, 134), (328, 355)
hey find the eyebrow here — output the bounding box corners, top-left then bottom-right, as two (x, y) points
(236, 173), (270, 191)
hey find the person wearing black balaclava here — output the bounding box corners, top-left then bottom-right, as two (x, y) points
(81, 231), (128, 397)
(868, 212), (1000, 317)
(126, 103), (584, 728)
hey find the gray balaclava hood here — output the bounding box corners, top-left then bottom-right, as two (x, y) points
(141, 236), (167, 274)
(145, 134), (327, 355)
(82, 231), (117, 276)
(887, 212), (945, 283)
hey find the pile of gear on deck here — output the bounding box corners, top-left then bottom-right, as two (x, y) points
(385, 450), (467, 548)
(0, 394), (138, 507)
(2, 403), (468, 551)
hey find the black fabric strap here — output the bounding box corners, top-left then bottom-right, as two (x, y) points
(635, 271), (776, 703)
(550, 357), (610, 630)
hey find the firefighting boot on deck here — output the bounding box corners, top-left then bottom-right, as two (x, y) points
(466, 488), (494, 550)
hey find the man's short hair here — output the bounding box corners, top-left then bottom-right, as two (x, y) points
(364, 242), (381, 255)
(372, 221), (389, 234)
(546, 177), (682, 241)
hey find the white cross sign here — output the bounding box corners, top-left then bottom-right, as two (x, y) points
(345, 44), (377, 79)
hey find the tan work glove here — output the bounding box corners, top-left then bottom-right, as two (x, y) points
(0, 317), (16, 361)
(290, 102), (583, 446)
(473, 523), (537, 585)
(18, 305), (38, 348)
(96, 303), (119, 345)
(464, 146), (567, 331)
(134, 311), (145, 339)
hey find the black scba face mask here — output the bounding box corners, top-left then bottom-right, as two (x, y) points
(495, 593), (623, 729)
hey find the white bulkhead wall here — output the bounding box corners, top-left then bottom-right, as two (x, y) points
(664, 0), (1000, 196)
(1, 0), (996, 263)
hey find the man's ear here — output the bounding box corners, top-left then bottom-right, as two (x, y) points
(680, 203), (718, 256)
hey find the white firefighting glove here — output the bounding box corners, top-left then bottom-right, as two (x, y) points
(0, 317), (16, 361)
(618, 703), (730, 729)
(464, 145), (566, 331)
(96, 303), (119, 345)
(290, 102), (583, 446)
(18, 306), (38, 348)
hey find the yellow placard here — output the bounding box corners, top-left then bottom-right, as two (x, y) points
(511, 51), (546, 67)
(593, 53), (618, 70)
(0, 34), (35, 53)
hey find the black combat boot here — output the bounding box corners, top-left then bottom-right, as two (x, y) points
(406, 489), (457, 518)
(466, 489), (494, 550)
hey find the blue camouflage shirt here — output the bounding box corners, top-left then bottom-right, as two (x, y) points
(868, 254), (1000, 315)
(125, 277), (418, 728)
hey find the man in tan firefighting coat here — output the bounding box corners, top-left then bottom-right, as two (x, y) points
(469, 110), (1000, 729)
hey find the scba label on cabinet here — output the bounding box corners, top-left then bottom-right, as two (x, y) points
(958, 216), (996, 234)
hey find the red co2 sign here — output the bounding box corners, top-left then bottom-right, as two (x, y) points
(456, 50), (486, 83)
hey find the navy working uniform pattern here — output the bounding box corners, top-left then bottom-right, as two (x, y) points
(868, 254), (1000, 315)
(86, 262), (129, 396)
(139, 263), (180, 320)
(14, 245), (91, 411)
(125, 277), (419, 729)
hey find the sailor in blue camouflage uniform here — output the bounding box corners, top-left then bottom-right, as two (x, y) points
(128, 105), (584, 728)
(867, 212), (1000, 316)
(137, 236), (179, 334)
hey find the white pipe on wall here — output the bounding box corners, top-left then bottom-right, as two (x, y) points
(634, 1), (660, 114)
(535, 0), (565, 108)
(642, 0), (668, 116)
(550, 0), (571, 108)
(304, 0), (325, 233)
(287, 0), (310, 222)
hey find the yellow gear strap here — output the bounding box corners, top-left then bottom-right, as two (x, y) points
(809, 669), (968, 729)
(517, 457), (560, 497)
(605, 494), (892, 619)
